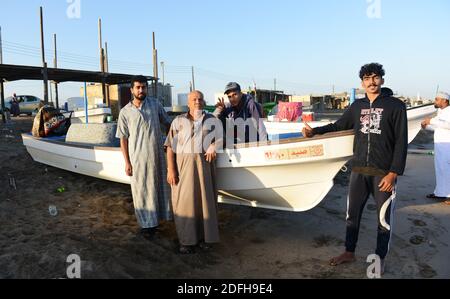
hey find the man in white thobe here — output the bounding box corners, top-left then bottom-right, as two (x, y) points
(422, 91), (450, 203)
(117, 76), (172, 239)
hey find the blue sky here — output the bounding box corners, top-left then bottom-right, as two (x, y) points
(1, 0), (449, 105)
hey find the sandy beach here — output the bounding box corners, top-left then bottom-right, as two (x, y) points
(0, 117), (449, 279)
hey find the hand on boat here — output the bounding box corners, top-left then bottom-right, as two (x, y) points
(302, 122), (315, 138)
(205, 145), (217, 163)
(167, 169), (179, 186)
(421, 118), (431, 129)
(378, 172), (397, 193)
(125, 163), (133, 177)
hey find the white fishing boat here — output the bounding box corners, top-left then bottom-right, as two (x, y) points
(22, 128), (354, 212)
(21, 104), (436, 212)
(265, 104), (437, 144)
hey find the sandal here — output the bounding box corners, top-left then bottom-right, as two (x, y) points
(198, 242), (213, 251)
(179, 245), (195, 255)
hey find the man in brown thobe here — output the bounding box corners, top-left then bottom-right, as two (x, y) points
(165, 91), (222, 254)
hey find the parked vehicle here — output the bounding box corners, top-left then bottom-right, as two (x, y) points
(4, 95), (43, 115)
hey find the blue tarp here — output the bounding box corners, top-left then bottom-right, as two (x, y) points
(268, 133), (303, 141)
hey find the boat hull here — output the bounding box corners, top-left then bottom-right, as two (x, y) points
(22, 131), (354, 212)
(23, 135), (131, 184)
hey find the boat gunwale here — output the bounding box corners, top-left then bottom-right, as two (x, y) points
(406, 103), (434, 112)
(234, 130), (354, 149)
(22, 130), (355, 151)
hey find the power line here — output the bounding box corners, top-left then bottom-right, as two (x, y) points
(2, 40), (351, 93)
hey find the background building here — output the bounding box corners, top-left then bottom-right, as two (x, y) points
(81, 82), (173, 119)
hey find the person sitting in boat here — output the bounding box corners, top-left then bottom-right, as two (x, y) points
(214, 82), (268, 145)
(32, 105), (71, 138)
(165, 90), (222, 254)
(303, 63), (408, 276)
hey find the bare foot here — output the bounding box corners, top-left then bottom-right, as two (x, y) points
(329, 252), (356, 266)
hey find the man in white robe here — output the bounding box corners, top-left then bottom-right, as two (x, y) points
(117, 76), (172, 239)
(422, 91), (450, 203)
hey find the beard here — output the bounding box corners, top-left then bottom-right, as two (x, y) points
(135, 93), (146, 101)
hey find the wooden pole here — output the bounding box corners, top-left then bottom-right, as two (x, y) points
(40, 7), (49, 104)
(0, 26), (3, 64)
(53, 33), (59, 109)
(105, 42), (109, 72)
(160, 61), (165, 86)
(98, 18), (107, 106)
(0, 26), (5, 123)
(191, 66), (196, 91)
(84, 82), (89, 124)
(152, 32), (158, 98)
(104, 42), (110, 106)
(98, 18), (103, 67)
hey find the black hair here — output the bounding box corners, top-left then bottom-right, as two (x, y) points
(130, 75), (148, 88)
(359, 63), (385, 80)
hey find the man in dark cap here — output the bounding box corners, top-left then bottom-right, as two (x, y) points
(214, 82), (267, 144)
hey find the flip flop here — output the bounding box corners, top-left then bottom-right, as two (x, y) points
(179, 245), (195, 255)
(444, 200), (450, 206)
(198, 242), (213, 251)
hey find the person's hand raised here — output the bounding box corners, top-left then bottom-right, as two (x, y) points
(216, 98), (226, 111)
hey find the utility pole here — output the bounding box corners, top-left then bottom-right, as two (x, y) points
(191, 66), (196, 91)
(104, 41), (110, 106)
(40, 7), (49, 104)
(104, 42), (109, 72)
(152, 32), (158, 98)
(98, 18), (108, 106)
(160, 61), (165, 86)
(274, 78), (277, 91)
(53, 33), (59, 109)
(0, 26), (5, 123)
(98, 18), (103, 69)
